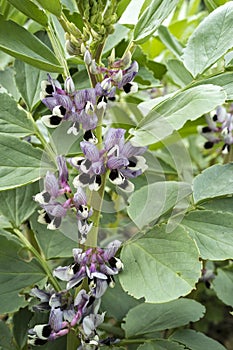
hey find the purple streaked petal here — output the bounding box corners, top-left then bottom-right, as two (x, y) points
(53, 266), (73, 281)
(107, 156), (128, 170)
(73, 187), (87, 207)
(122, 141), (147, 157)
(44, 203), (67, 217)
(42, 96), (59, 110)
(104, 128), (126, 151)
(67, 273), (86, 289)
(78, 110), (98, 131)
(80, 141), (100, 162)
(57, 156), (68, 185)
(94, 279), (108, 298)
(49, 308), (63, 332)
(103, 240), (122, 260)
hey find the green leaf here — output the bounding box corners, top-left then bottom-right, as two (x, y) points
(158, 26), (184, 59)
(202, 197), (233, 213)
(0, 320), (18, 350)
(103, 24), (130, 54)
(14, 60), (49, 111)
(0, 15), (63, 72)
(170, 329), (227, 350)
(0, 67), (20, 100)
(137, 340), (186, 350)
(119, 225), (201, 303)
(130, 85), (226, 146)
(101, 276), (142, 321)
(193, 163), (233, 204)
(0, 235), (46, 313)
(133, 0), (179, 44)
(36, 0), (62, 16)
(0, 182), (39, 227)
(6, 0), (48, 26)
(123, 299), (205, 338)
(182, 210), (233, 260)
(13, 307), (33, 349)
(127, 182), (192, 229)
(182, 2), (233, 77)
(0, 93), (35, 136)
(30, 214), (77, 259)
(0, 134), (54, 190)
(213, 268), (233, 307)
(167, 59), (193, 87)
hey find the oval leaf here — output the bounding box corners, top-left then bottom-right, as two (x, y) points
(0, 15), (63, 72)
(119, 225), (201, 303)
(182, 210), (233, 260)
(0, 134), (53, 190)
(133, 0), (179, 44)
(36, 0), (62, 16)
(193, 163), (233, 204)
(123, 299), (205, 338)
(130, 85), (226, 146)
(137, 340), (186, 350)
(183, 2), (233, 77)
(7, 0), (48, 26)
(213, 268), (233, 307)
(0, 93), (35, 136)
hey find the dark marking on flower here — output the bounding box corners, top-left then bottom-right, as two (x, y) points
(50, 115), (63, 126)
(204, 141), (214, 149)
(202, 126), (212, 133)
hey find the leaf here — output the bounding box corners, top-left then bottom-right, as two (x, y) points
(0, 93), (35, 136)
(13, 307), (33, 349)
(182, 2), (233, 77)
(181, 210), (233, 260)
(0, 235), (46, 313)
(119, 225), (201, 303)
(6, 0), (48, 26)
(123, 299), (205, 338)
(0, 67), (20, 100)
(133, 0), (179, 44)
(193, 163), (233, 204)
(213, 268), (233, 307)
(36, 0), (62, 16)
(103, 24), (130, 54)
(30, 214), (77, 259)
(0, 182), (39, 227)
(158, 26), (184, 59)
(167, 59), (193, 87)
(170, 329), (227, 350)
(137, 340), (186, 350)
(101, 276), (142, 321)
(130, 85), (226, 146)
(0, 134), (54, 190)
(0, 321), (18, 350)
(14, 60), (49, 111)
(0, 15), (63, 72)
(127, 182), (192, 229)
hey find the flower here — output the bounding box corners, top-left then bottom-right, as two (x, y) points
(53, 240), (123, 298)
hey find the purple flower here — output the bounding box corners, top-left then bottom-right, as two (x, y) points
(73, 187), (93, 243)
(53, 240), (123, 298)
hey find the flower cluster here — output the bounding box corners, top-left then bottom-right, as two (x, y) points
(71, 128), (147, 192)
(200, 105), (233, 154)
(28, 241), (123, 348)
(34, 156), (93, 243)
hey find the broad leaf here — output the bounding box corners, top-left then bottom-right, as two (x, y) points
(0, 182), (39, 227)
(15, 60), (49, 111)
(123, 299), (205, 338)
(137, 340), (186, 350)
(0, 235), (46, 313)
(130, 85), (226, 146)
(0, 68), (20, 100)
(182, 210), (233, 260)
(30, 214), (78, 260)
(119, 225), (201, 303)
(158, 26), (184, 59)
(167, 59), (193, 87)
(170, 329), (227, 350)
(36, 0), (62, 16)
(13, 307), (33, 349)
(133, 0), (179, 44)
(0, 134), (54, 190)
(193, 163), (233, 204)
(213, 268), (233, 307)
(0, 321), (18, 350)
(127, 181), (192, 229)
(183, 2), (233, 77)
(0, 15), (63, 72)
(0, 93), (35, 136)
(6, 0), (48, 26)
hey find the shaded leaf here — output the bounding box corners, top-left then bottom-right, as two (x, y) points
(183, 2), (233, 77)
(0, 15), (63, 72)
(0, 134), (54, 190)
(158, 26), (184, 59)
(0, 235), (46, 313)
(0, 68), (20, 100)
(213, 268), (233, 307)
(7, 0), (48, 26)
(119, 225), (201, 303)
(13, 307), (33, 349)
(133, 0), (179, 44)
(123, 299), (205, 338)
(0, 321), (17, 350)
(167, 59), (193, 87)
(193, 163), (233, 204)
(137, 340), (186, 350)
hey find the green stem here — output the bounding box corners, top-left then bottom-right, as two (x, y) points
(223, 145), (233, 164)
(14, 228), (61, 291)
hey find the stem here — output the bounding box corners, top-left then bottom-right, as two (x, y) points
(14, 228), (61, 291)
(223, 145), (233, 164)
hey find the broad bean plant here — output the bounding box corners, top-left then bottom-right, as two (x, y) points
(0, 0), (233, 349)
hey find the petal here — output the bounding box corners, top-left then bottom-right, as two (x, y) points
(53, 266), (73, 281)
(41, 114), (63, 128)
(107, 156), (128, 170)
(103, 240), (122, 260)
(73, 173), (91, 188)
(109, 169), (125, 185)
(122, 141), (147, 157)
(49, 308), (63, 332)
(73, 187), (87, 207)
(44, 171), (59, 197)
(80, 141), (100, 162)
(118, 179), (134, 192)
(104, 128), (125, 151)
(89, 175), (101, 191)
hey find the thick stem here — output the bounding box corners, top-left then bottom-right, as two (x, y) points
(14, 228), (61, 291)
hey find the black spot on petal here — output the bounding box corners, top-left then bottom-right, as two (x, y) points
(50, 115), (63, 126)
(202, 126), (212, 133)
(123, 83), (132, 93)
(204, 141), (214, 149)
